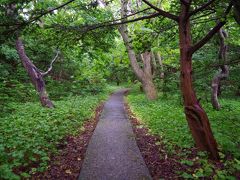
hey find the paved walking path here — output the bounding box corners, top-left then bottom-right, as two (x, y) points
(78, 89), (152, 180)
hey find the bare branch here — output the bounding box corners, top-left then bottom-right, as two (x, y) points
(189, 21), (225, 54)
(141, 0), (179, 21)
(189, 0), (215, 17)
(40, 49), (60, 76)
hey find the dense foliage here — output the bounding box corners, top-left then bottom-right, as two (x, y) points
(0, 0), (240, 179)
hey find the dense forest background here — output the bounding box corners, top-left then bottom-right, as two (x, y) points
(0, 0), (240, 179)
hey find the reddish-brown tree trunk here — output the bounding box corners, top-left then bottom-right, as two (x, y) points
(178, 3), (219, 160)
(16, 37), (54, 108)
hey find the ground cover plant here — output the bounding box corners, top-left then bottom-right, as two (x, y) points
(0, 85), (119, 179)
(127, 87), (240, 178)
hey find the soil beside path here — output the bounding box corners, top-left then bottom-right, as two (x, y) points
(78, 89), (152, 180)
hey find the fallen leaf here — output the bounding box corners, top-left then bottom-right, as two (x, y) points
(65, 169), (72, 174)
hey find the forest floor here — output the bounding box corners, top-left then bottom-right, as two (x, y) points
(125, 103), (187, 179)
(31, 89), (192, 179)
(33, 89), (155, 179)
(25, 88), (239, 179)
(30, 89), (204, 179)
(32, 103), (104, 179)
(0, 85), (125, 179)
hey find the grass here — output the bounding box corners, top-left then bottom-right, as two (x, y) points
(127, 87), (240, 178)
(128, 93), (192, 147)
(0, 84), (121, 180)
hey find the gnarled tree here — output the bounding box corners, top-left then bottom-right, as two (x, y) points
(16, 36), (59, 108)
(3, 1), (60, 108)
(119, 0), (157, 100)
(211, 28), (229, 110)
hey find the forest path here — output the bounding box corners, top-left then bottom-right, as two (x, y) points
(78, 89), (152, 180)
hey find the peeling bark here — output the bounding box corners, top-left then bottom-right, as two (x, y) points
(179, 2), (219, 160)
(16, 37), (54, 108)
(211, 29), (229, 110)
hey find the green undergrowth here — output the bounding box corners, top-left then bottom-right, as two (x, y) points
(0, 85), (122, 180)
(127, 88), (240, 178)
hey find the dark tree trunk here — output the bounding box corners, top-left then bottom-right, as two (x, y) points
(116, 77), (120, 86)
(16, 37), (54, 108)
(236, 86), (240, 96)
(217, 84), (221, 96)
(178, 2), (219, 160)
(233, 0), (240, 25)
(211, 29), (229, 110)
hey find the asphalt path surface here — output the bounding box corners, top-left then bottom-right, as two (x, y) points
(79, 89), (152, 180)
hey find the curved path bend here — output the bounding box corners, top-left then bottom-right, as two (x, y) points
(79, 89), (152, 180)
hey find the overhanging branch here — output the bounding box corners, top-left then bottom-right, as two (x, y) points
(50, 12), (161, 33)
(142, 0), (179, 21)
(189, 21), (225, 54)
(189, 2), (233, 54)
